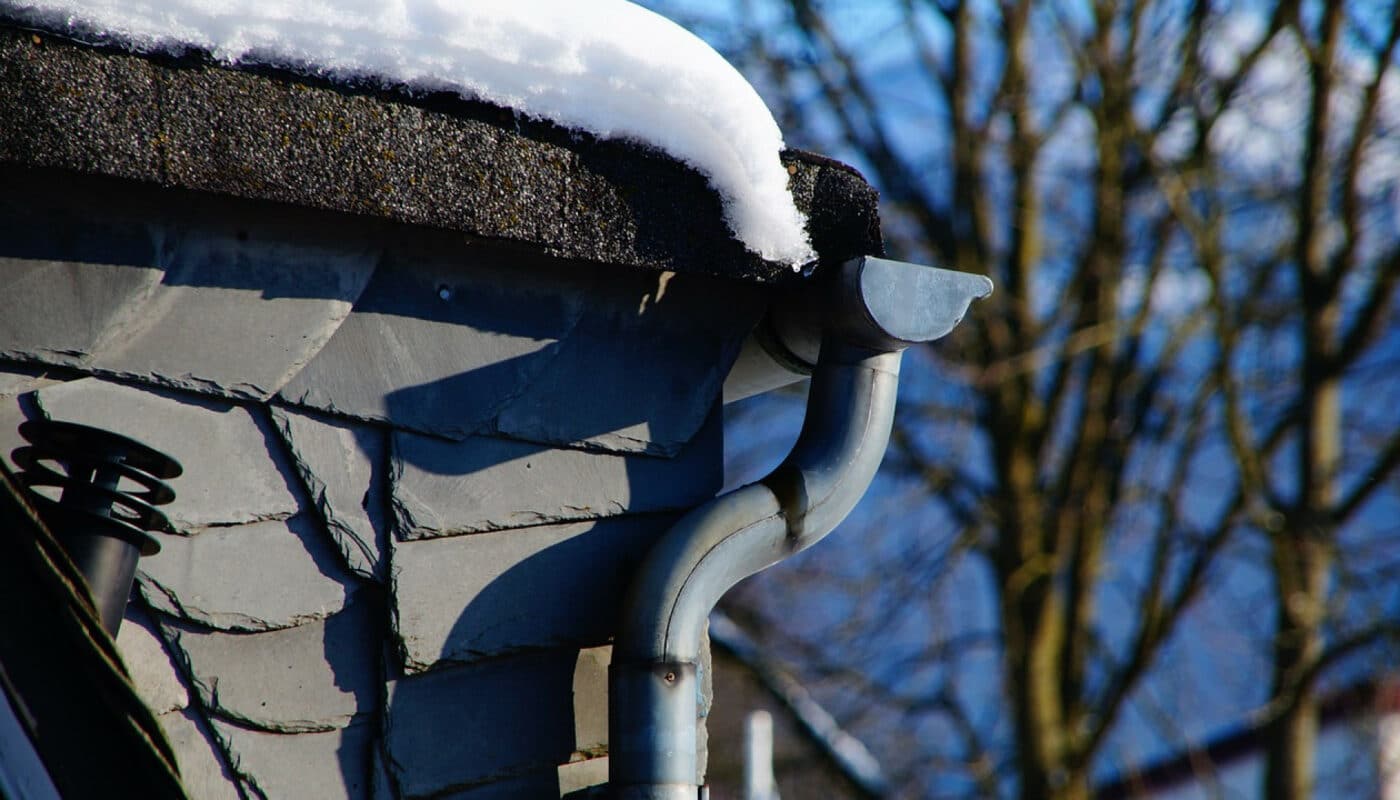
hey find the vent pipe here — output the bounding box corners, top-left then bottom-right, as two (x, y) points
(610, 257), (992, 799)
(12, 420), (181, 634)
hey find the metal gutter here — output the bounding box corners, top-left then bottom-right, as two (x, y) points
(610, 257), (992, 799)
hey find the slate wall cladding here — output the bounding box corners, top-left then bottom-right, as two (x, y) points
(383, 647), (613, 798)
(0, 176), (768, 452)
(0, 26), (822, 787)
(0, 177), (381, 399)
(390, 515), (678, 672)
(271, 407), (390, 582)
(0, 223), (742, 797)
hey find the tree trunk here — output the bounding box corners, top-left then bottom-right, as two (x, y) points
(1264, 365), (1339, 798)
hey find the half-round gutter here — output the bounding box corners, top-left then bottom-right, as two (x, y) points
(610, 257), (993, 799)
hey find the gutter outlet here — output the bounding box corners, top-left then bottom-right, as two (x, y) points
(610, 257), (992, 798)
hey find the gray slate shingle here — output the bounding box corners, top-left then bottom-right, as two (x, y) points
(272, 406), (390, 582)
(389, 516), (672, 671)
(389, 407), (719, 539)
(0, 365), (58, 399)
(491, 272), (765, 456)
(383, 646), (610, 799)
(88, 222), (378, 400)
(157, 709), (243, 800)
(160, 599), (380, 733)
(138, 515), (356, 632)
(276, 243), (589, 440)
(115, 605), (189, 716)
(31, 378), (300, 529)
(0, 185), (380, 399)
(213, 717), (376, 800)
(0, 257), (162, 368)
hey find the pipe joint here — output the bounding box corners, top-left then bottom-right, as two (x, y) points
(609, 661), (701, 790)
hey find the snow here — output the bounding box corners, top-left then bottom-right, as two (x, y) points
(4, 0), (815, 266)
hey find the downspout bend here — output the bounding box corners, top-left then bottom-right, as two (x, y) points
(610, 258), (991, 799)
(616, 342), (900, 665)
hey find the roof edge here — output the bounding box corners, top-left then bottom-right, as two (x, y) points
(0, 21), (882, 284)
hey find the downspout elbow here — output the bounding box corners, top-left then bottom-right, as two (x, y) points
(609, 258), (991, 798)
(616, 342), (901, 666)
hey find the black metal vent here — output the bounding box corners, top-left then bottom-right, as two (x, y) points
(11, 419), (182, 634)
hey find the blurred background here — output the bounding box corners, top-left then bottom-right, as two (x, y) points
(639, 1), (1400, 798)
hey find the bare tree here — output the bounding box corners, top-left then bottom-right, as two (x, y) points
(1180, 5), (1400, 797)
(659, 1), (1400, 797)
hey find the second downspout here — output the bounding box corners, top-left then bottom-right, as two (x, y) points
(610, 256), (992, 799)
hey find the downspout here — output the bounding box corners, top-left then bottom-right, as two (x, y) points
(610, 257), (993, 799)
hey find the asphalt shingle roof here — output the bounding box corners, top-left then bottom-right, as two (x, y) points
(0, 21), (882, 283)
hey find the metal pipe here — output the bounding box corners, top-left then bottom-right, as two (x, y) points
(11, 420), (181, 635)
(610, 257), (991, 798)
(720, 297), (819, 404)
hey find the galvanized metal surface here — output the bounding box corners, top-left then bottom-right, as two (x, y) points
(721, 256), (992, 403)
(611, 257), (992, 797)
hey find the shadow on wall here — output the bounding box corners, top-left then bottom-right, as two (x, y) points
(0, 163), (775, 798)
(374, 275), (735, 796)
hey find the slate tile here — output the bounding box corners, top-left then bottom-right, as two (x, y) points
(138, 515), (355, 632)
(558, 759), (610, 799)
(433, 758), (608, 799)
(160, 600), (380, 734)
(491, 271), (764, 456)
(0, 380), (37, 476)
(389, 408), (719, 539)
(430, 772), (561, 799)
(0, 192), (166, 368)
(91, 223), (379, 400)
(157, 709), (244, 800)
(277, 243), (589, 439)
(271, 407), (389, 581)
(0, 259), (159, 371)
(213, 717), (376, 800)
(383, 647), (610, 798)
(389, 515), (671, 672)
(372, 745), (399, 800)
(31, 378), (300, 529)
(115, 605), (189, 716)
(570, 646), (611, 751)
(0, 363), (64, 399)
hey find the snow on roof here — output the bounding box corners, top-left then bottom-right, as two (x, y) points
(3, 0), (816, 267)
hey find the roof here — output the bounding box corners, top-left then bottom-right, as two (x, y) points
(1, 0), (818, 265)
(0, 19), (883, 284)
(709, 611), (888, 798)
